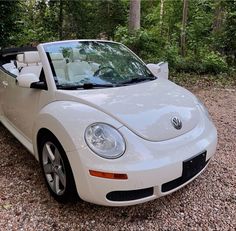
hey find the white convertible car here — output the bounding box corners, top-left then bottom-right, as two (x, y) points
(0, 40), (217, 206)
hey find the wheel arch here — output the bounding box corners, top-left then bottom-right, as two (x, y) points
(36, 127), (79, 202)
(33, 114), (78, 162)
(37, 128), (57, 154)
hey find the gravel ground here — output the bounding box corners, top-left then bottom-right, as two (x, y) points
(0, 87), (235, 231)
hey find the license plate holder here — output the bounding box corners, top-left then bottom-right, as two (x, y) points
(182, 151), (207, 180)
(161, 150), (208, 192)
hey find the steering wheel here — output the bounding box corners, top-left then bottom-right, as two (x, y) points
(93, 66), (117, 77)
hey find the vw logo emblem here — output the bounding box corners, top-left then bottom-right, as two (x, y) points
(171, 117), (182, 130)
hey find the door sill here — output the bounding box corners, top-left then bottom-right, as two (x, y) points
(0, 116), (34, 154)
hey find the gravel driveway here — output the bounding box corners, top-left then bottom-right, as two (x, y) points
(0, 87), (235, 230)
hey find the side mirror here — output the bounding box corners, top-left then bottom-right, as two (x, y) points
(16, 73), (39, 88)
(147, 62), (169, 79)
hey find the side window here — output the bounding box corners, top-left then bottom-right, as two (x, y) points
(0, 54), (19, 78)
(0, 62), (19, 78)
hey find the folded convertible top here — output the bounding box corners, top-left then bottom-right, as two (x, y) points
(0, 46), (37, 57)
(0, 46), (37, 64)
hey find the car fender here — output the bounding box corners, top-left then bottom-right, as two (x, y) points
(32, 100), (123, 161)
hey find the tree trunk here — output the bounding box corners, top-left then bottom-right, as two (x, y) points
(181, 0), (188, 57)
(160, 0), (164, 31)
(213, 3), (224, 33)
(59, 0), (63, 40)
(128, 0), (141, 33)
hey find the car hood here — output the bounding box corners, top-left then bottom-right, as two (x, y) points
(55, 78), (200, 141)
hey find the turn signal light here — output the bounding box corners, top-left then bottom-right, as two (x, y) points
(89, 170), (128, 180)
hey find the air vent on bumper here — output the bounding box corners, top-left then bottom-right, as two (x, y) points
(106, 187), (154, 202)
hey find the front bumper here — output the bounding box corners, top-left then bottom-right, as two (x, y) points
(67, 118), (217, 206)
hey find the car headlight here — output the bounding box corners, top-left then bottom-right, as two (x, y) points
(196, 98), (212, 121)
(85, 123), (126, 159)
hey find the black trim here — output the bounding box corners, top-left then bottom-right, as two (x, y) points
(46, 52), (56, 77)
(30, 68), (48, 90)
(39, 68), (46, 82)
(0, 46), (37, 66)
(30, 81), (48, 90)
(0, 46), (37, 57)
(106, 187), (154, 202)
(45, 52), (59, 84)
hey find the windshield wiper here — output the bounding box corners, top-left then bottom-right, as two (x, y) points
(119, 76), (156, 85)
(57, 83), (114, 90)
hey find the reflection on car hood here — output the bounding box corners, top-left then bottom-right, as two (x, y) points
(55, 78), (200, 141)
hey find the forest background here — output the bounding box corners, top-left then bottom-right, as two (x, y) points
(0, 0), (235, 85)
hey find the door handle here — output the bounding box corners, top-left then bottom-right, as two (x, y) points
(2, 81), (8, 87)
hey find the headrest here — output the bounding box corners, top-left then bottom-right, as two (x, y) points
(50, 53), (64, 61)
(70, 48), (86, 61)
(16, 54), (24, 63)
(24, 51), (40, 64)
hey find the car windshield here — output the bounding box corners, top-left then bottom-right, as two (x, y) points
(43, 41), (155, 89)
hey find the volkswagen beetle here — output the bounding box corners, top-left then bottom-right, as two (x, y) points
(0, 40), (217, 206)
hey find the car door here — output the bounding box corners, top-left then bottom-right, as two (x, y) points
(1, 71), (41, 141)
(0, 68), (11, 118)
(0, 71), (5, 117)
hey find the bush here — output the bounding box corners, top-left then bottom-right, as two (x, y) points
(201, 51), (228, 74)
(114, 26), (149, 54)
(173, 50), (228, 74)
(115, 26), (167, 62)
(115, 26), (229, 75)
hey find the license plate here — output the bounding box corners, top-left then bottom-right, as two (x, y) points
(161, 151), (208, 192)
(182, 151), (207, 180)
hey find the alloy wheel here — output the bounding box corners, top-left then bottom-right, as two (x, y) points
(42, 142), (66, 195)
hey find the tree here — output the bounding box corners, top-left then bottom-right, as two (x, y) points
(0, 1), (20, 48)
(58, 0), (64, 40)
(128, 0), (141, 33)
(95, 0), (128, 39)
(212, 2), (224, 33)
(181, 0), (189, 57)
(0, 0), (234, 74)
(13, 0), (59, 46)
(217, 0), (236, 65)
(159, 0), (164, 33)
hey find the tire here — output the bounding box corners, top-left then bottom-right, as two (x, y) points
(38, 133), (78, 203)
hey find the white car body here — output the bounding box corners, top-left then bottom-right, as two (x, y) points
(0, 40), (217, 206)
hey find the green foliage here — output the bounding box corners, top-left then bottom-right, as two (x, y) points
(63, 0), (128, 39)
(94, 0), (128, 39)
(115, 24), (229, 75)
(114, 0), (235, 75)
(213, 0), (236, 65)
(115, 26), (149, 54)
(1, 0), (235, 76)
(11, 0), (59, 46)
(201, 51), (228, 74)
(172, 50), (228, 74)
(0, 1), (20, 48)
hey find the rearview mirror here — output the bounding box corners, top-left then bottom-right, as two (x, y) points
(147, 62), (169, 79)
(16, 73), (39, 88)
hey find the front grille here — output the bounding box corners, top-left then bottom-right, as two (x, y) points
(106, 187), (154, 202)
(162, 151), (209, 192)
